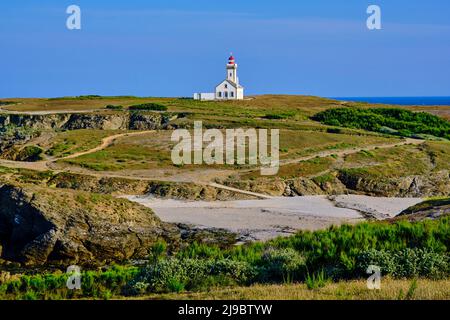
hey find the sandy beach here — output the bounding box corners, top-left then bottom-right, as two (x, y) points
(124, 195), (423, 241)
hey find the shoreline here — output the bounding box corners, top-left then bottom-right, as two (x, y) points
(124, 195), (423, 241)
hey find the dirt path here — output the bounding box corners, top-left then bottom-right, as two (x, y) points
(0, 132), (426, 198)
(0, 106), (98, 115)
(208, 183), (273, 199)
(60, 131), (154, 160)
(279, 138), (424, 166)
(0, 131), (154, 171)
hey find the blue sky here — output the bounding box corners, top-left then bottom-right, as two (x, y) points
(1, 0), (450, 98)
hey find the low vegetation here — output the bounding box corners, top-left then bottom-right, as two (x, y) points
(129, 103), (168, 111)
(105, 105), (124, 110)
(46, 130), (120, 158)
(312, 107), (450, 139)
(0, 101), (16, 106)
(140, 279), (450, 300)
(15, 146), (43, 161)
(0, 217), (447, 299)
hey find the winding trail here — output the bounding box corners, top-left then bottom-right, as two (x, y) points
(210, 138), (425, 198)
(279, 138), (424, 166)
(0, 130), (426, 198)
(60, 131), (154, 160)
(0, 131), (154, 171)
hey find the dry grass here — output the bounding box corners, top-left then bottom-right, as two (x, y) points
(278, 130), (396, 159)
(57, 129), (398, 173)
(138, 278), (450, 300)
(45, 129), (125, 158)
(342, 144), (436, 178)
(60, 131), (173, 171)
(0, 97), (170, 112)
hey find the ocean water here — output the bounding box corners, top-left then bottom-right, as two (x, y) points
(331, 97), (450, 106)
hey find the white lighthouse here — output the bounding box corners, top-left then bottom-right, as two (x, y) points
(193, 54), (244, 101)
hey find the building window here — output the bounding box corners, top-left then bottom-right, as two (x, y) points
(229, 73), (232, 77)
(225, 92), (228, 98)
(225, 84), (228, 89)
(230, 92), (234, 97)
(218, 92), (222, 97)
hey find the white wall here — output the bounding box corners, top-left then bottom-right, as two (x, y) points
(237, 88), (244, 100)
(193, 92), (215, 100)
(215, 81), (238, 100)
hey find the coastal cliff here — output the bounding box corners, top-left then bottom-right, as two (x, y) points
(0, 111), (173, 131)
(0, 183), (179, 266)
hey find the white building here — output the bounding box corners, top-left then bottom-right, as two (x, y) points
(194, 54), (244, 101)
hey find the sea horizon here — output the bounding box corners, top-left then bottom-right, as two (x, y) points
(331, 96), (450, 106)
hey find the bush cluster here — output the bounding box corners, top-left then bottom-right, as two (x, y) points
(128, 103), (167, 111)
(312, 107), (450, 139)
(1, 217), (448, 299)
(257, 248), (306, 282)
(356, 248), (449, 279)
(126, 257), (255, 294)
(105, 105), (124, 110)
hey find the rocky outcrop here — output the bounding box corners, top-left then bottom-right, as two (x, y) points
(0, 111), (175, 132)
(0, 183), (179, 266)
(393, 198), (450, 222)
(0, 125), (40, 154)
(129, 113), (170, 130)
(62, 114), (128, 130)
(147, 181), (249, 200)
(337, 170), (450, 197)
(223, 169), (450, 198)
(48, 172), (151, 195)
(0, 114), (71, 130)
(288, 177), (326, 196)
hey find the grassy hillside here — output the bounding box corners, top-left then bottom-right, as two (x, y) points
(1, 95), (449, 194)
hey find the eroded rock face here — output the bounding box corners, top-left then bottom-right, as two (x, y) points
(222, 169), (450, 198)
(0, 184), (179, 266)
(62, 114), (128, 130)
(0, 112), (173, 132)
(129, 113), (170, 130)
(288, 177), (325, 196)
(337, 170), (450, 197)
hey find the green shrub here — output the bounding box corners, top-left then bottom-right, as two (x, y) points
(312, 107), (450, 139)
(356, 249), (398, 275)
(16, 146), (43, 162)
(166, 278), (185, 293)
(356, 248), (449, 279)
(105, 105), (124, 110)
(405, 279), (418, 300)
(129, 103), (167, 111)
(0, 101), (16, 106)
(149, 240), (168, 263)
(258, 248), (306, 282)
(129, 257), (255, 294)
(263, 111), (296, 120)
(305, 269), (329, 290)
(21, 290), (39, 300)
(326, 127), (342, 134)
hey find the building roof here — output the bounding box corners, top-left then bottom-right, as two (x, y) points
(215, 79), (243, 89)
